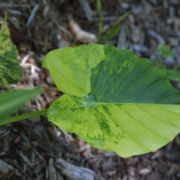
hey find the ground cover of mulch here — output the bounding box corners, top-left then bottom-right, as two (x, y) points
(0, 0), (180, 179)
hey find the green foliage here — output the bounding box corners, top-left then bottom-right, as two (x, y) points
(0, 88), (43, 125)
(43, 44), (180, 157)
(96, 0), (130, 43)
(0, 20), (42, 126)
(100, 12), (130, 43)
(0, 21), (21, 87)
(0, 20), (179, 157)
(157, 44), (175, 59)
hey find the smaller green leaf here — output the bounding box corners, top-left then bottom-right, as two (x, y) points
(0, 21), (21, 87)
(157, 44), (176, 58)
(100, 12), (130, 42)
(0, 88), (42, 125)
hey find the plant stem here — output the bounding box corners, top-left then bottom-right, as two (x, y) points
(96, 0), (104, 41)
(0, 109), (47, 126)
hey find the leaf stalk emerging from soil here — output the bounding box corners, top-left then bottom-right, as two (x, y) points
(0, 109), (47, 126)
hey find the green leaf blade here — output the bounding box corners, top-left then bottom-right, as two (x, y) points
(0, 88), (42, 125)
(0, 21), (21, 87)
(44, 44), (180, 157)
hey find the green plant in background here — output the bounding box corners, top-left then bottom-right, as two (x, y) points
(157, 44), (176, 59)
(0, 22), (180, 158)
(156, 44), (180, 82)
(96, 0), (104, 40)
(100, 12), (130, 43)
(96, 0), (130, 43)
(0, 21), (21, 87)
(0, 21), (42, 124)
(43, 44), (180, 157)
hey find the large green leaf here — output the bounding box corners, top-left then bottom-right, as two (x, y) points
(0, 21), (21, 87)
(0, 88), (42, 125)
(43, 44), (180, 157)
